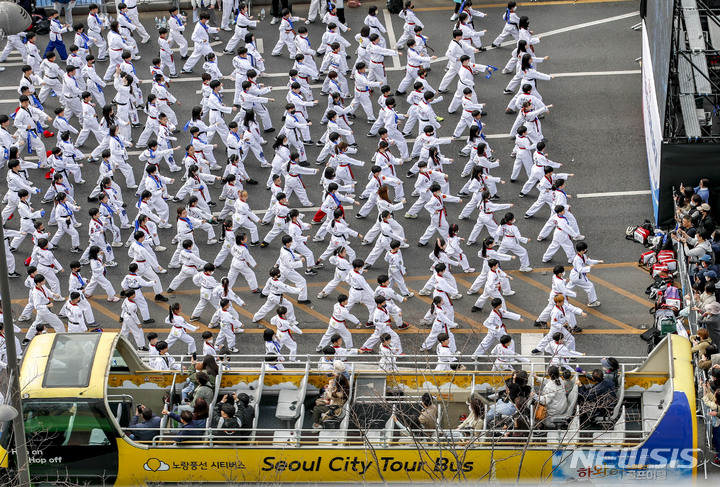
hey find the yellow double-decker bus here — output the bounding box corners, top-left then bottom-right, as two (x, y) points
(0, 332), (699, 485)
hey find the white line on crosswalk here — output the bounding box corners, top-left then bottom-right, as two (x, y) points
(520, 332), (545, 367)
(383, 9), (401, 70)
(576, 190), (652, 199)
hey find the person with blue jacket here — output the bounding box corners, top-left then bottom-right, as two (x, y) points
(163, 409), (207, 443)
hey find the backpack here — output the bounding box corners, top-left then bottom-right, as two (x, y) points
(625, 220), (654, 246)
(388, 0), (403, 15)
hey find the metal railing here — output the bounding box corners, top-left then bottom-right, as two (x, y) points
(673, 187), (710, 479)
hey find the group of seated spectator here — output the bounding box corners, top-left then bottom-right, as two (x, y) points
(128, 350), (256, 443)
(458, 359), (620, 436)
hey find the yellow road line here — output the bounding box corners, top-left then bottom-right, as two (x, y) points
(510, 272), (639, 332)
(588, 273), (652, 307)
(414, 0), (636, 11)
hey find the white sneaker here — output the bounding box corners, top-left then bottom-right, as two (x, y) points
(450, 13), (458, 21)
(450, 294), (463, 300)
(270, 17), (279, 24)
(400, 243), (410, 249)
(418, 288), (432, 296)
(156, 268), (168, 274)
(519, 266), (533, 273)
(467, 289), (478, 295)
(168, 264), (181, 269)
(317, 291), (327, 299)
(448, 323), (459, 329)
(111, 241), (123, 247)
(207, 238), (218, 245)
(155, 245), (167, 252)
(588, 301), (601, 308)
(502, 290), (516, 296)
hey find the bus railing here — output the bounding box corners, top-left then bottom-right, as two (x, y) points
(138, 353), (647, 371)
(124, 425), (650, 449)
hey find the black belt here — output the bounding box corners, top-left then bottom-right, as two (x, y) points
(272, 293), (283, 296)
(353, 287), (363, 291)
(69, 321), (80, 325)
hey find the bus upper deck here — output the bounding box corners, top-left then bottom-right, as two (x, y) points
(0, 332), (698, 485)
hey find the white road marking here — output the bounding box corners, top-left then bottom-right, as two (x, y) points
(520, 332), (545, 367)
(576, 190), (652, 199)
(552, 70), (640, 78)
(383, 9), (401, 69)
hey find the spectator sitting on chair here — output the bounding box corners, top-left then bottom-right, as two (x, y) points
(579, 357), (620, 387)
(533, 365), (568, 426)
(577, 369), (617, 426)
(191, 372), (215, 408)
(212, 394), (241, 439)
(128, 405), (161, 442)
(236, 392), (255, 433)
(162, 409), (207, 443)
(392, 392), (438, 436)
(311, 373), (350, 432)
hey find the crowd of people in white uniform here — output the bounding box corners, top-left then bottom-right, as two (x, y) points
(0, 0), (609, 374)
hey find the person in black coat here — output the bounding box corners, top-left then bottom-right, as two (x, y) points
(578, 369), (618, 427)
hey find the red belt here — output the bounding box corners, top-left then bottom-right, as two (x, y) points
(339, 164), (353, 178)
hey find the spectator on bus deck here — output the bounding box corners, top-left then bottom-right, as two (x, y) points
(163, 399), (208, 443)
(212, 393), (242, 439)
(128, 405), (161, 442)
(191, 372), (215, 407)
(577, 357), (620, 387)
(235, 392), (255, 434)
(577, 369), (617, 426)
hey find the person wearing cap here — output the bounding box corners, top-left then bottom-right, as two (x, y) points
(690, 254), (718, 283)
(699, 301), (720, 348)
(577, 357), (619, 388)
(698, 202), (716, 234)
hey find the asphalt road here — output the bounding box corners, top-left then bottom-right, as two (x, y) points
(0, 0), (656, 363)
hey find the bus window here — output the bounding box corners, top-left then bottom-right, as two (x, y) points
(24, 400), (114, 448)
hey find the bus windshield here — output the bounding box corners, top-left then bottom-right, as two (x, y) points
(43, 334), (102, 389)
